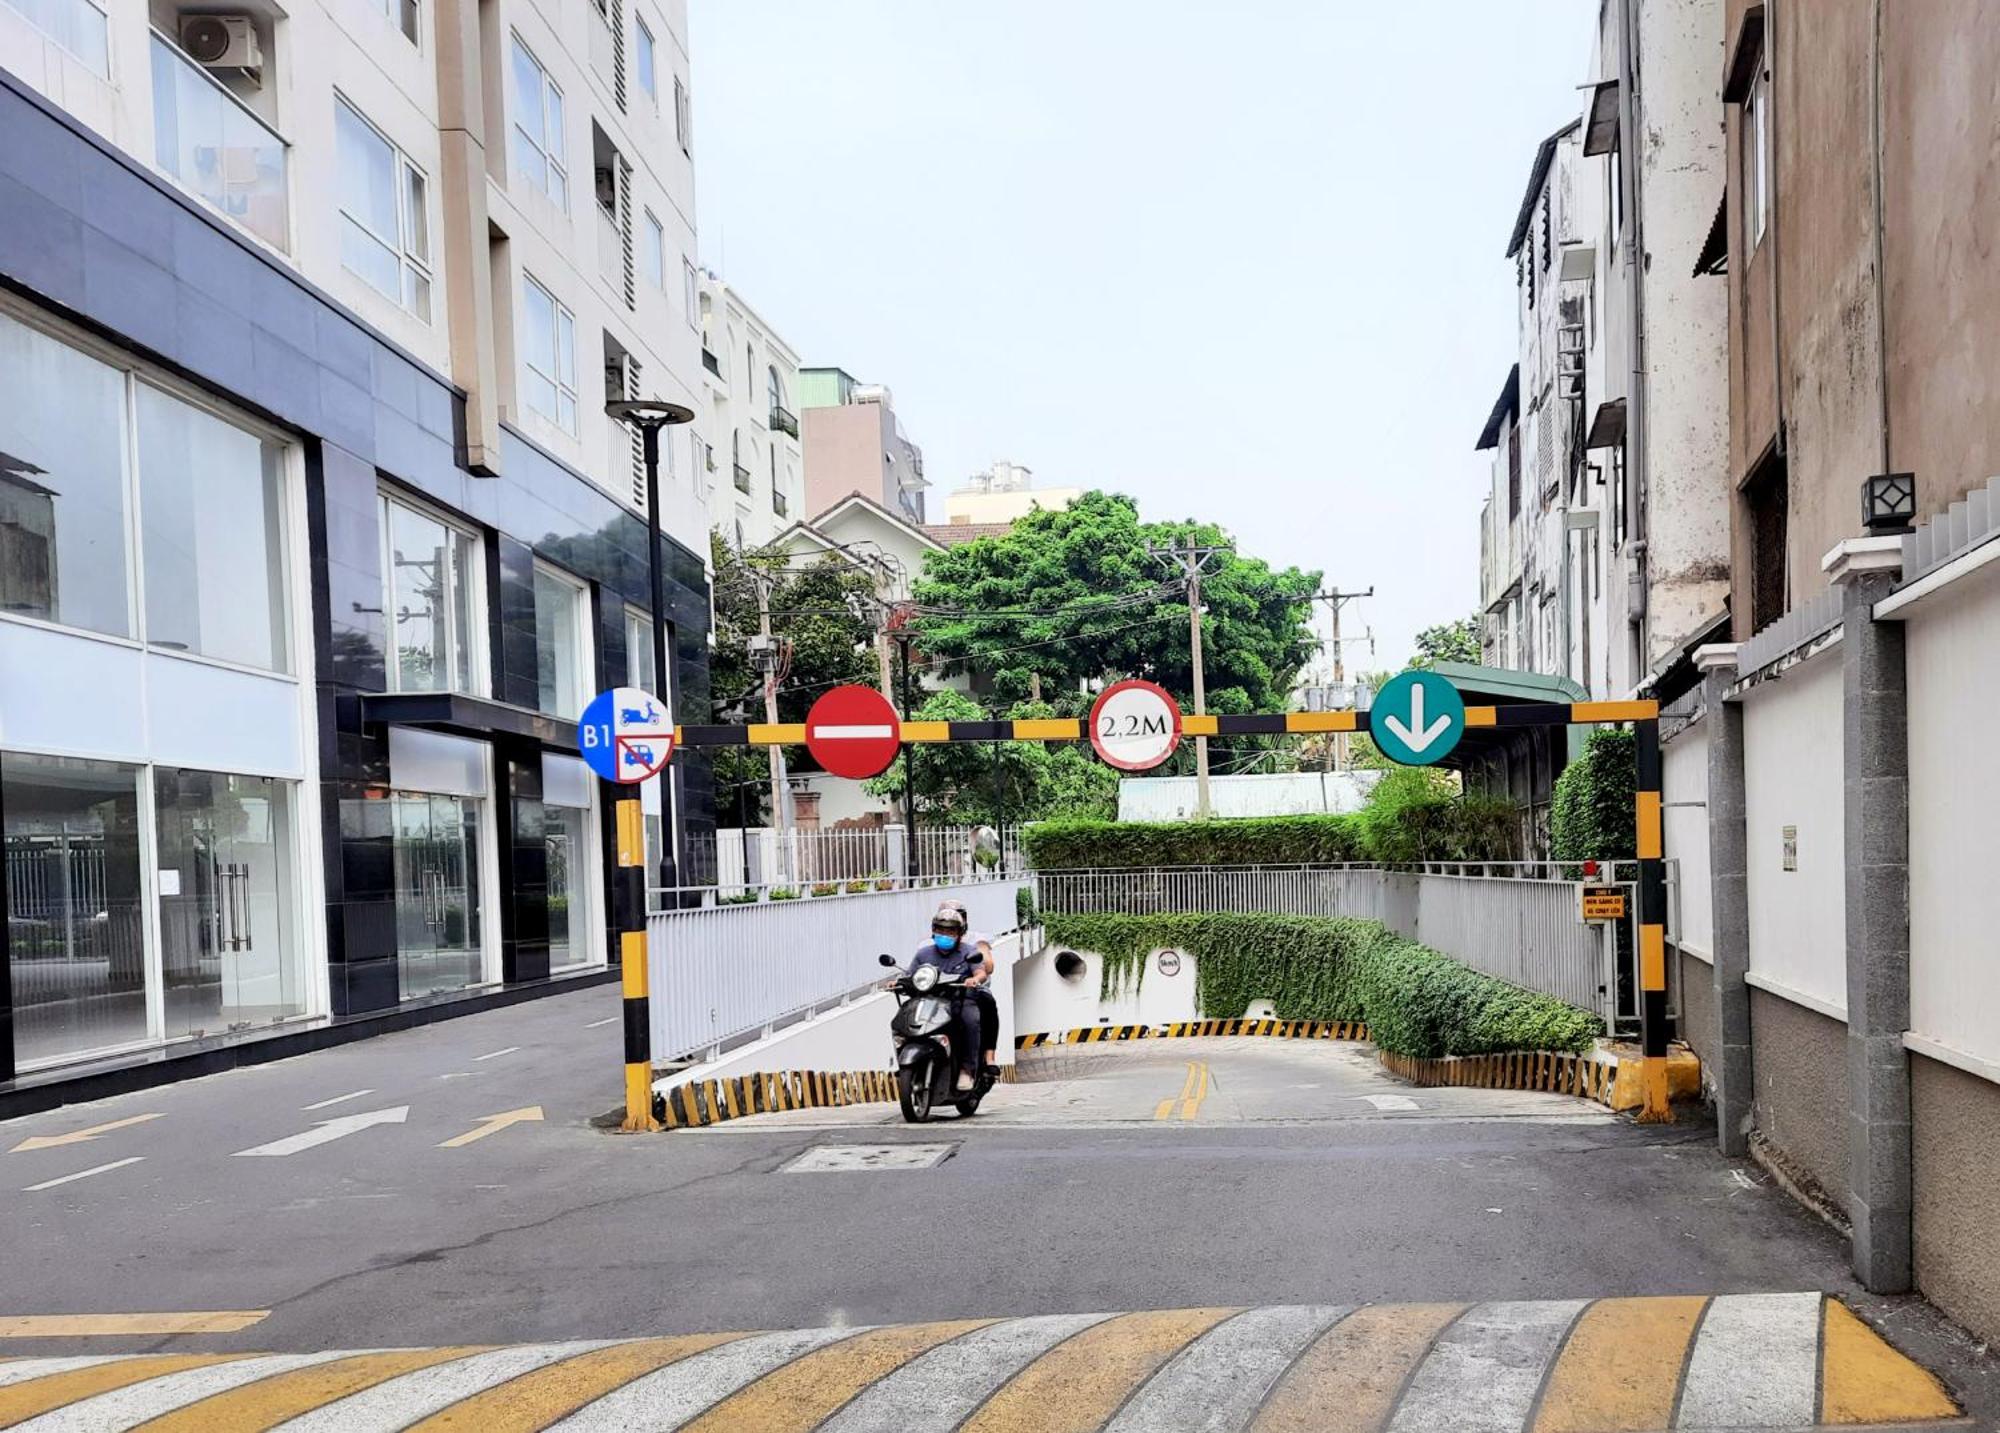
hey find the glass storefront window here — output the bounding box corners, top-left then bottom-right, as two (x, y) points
(137, 385), (289, 671)
(534, 565), (590, 719)
(542, 754), (597, 971)
(153, 768), (303, 1039)
(2, 753), (148, 1066)
(390, 792), (485, 1000)
(382, 492), (483, 695)
(0, 309), (131, 638)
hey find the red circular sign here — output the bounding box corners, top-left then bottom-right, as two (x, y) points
(805, 685), (903, 780)
(1089, 679), (1183, 771)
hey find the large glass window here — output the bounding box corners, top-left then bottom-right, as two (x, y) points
(636, 15), (657, 103)
(542, 755), (597, 971)
(336, 98), (433, 321)
(510, 35), (568, 210)
(136, 383), (288, 671)
(0, 309), (130, 638)
(376, 0), (418, 43)
(1743, 60), (1769, 249)
(644, 210), (665, 289)
(381, 491), (485, 695)
(534, 564), (591, 719)
(152, 768), (303, 1040)
(3, 753), (148, 1066)
(150, 34), (289, 252)
(4, 0), (109, 76)
(521, 274), (579, 434)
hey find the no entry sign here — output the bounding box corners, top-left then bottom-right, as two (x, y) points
(1089, 679), (1182, 771)
(578, 686), (675, 783)
(806, 685), (902, 779)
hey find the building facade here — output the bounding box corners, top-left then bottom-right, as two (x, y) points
(696, 271), (803, 550)
(942, 460), (1080, 528)
(0, 0), (713, 1092)
(798, 366), (927, 524)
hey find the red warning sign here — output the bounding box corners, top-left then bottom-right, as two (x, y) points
(805, 685), (903, 780)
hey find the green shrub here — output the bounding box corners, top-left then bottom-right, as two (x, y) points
(1040, 910), (1600, 1058)
(1550, 728), (1637, 861)
(768, 886), (800, 901)
(1015, 885), (1038, 929)
(1351, 768), (1520, 863)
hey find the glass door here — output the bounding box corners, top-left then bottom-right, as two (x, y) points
(391, 792), (484, 1000)
(153, 768), (302, 1039)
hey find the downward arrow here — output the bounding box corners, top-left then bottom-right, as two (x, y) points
(1382, 683), (1451, 753)
(10, 1112), (165, 1153)
(231, 1106), (410, 1158)
(438, 1107), (544, 1149)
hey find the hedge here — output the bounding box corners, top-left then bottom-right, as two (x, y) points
(1550, 728), (1637, 861)
(1040, 910), (1601, 1059)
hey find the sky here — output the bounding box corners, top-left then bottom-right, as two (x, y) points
(689, 0), (1598, 672)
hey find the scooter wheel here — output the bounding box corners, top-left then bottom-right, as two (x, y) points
(953, 1097), (981, 1117)
(897, 1066), (932, 1123)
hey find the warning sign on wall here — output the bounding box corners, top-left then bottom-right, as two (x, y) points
(1580, 887), (1627, 922)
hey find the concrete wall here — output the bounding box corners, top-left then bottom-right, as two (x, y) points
(1679, 947), (1717, 1082)
(1663, 715), (1712, 960)
(1749, 985), (1848, 1202)
(1911, 1054), (2000, 1343)
(1012, 945), (1200, 1035)
(1740, 646), (1845, 1012)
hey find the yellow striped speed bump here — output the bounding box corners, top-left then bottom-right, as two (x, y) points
(1016, 1019), (1369, 1048)
(0, 1295), (1956, 1431)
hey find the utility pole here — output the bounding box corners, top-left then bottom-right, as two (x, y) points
(1313, 587), (1373, 771)
(1147, 538), (1232, 818)
(749, 571), (792, 882)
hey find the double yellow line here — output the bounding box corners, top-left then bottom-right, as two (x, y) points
(1154, 1061), (1211, 1121)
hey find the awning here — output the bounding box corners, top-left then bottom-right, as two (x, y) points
(362, 691), (581, 750)
(1584, 399), (1628, 451)
(1475, 365), (1522, 451)
(1582, 80), (1620, 156)
(1694, 193), (1729, 276)
(1723, 6), (1767, 104)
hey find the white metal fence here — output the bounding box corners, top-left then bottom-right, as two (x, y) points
(1031, 863), (1653, 1025)
(689, 826), (1026, 894)
(646, 878), (1026, 1061)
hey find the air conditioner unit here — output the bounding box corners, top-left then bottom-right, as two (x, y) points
(180, 15), (262, 74)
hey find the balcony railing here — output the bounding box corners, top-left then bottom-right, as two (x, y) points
(772, 488), (789, 518)
(733, 463), (752, 494)
(150, 34), (289, 252)
(702, 348), (722, 378)
(768, 404), (799, 439)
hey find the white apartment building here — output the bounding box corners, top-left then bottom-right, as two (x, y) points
(697, 271), (804, 550)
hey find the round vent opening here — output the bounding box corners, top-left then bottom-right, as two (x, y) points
(182, 18), (234, 63)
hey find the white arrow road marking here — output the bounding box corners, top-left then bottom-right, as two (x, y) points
(231, 1105), (409, 1158)
(22, 1157), (145, 1192)
(811, 723), (895, 739)
(301, 1089), (374, 1111)
(1381, 683), (1452, 753)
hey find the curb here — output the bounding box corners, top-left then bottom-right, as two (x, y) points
(655, 1065), (1022, 1129)
(1016, 1018), (1369, 1047)
(1376, 1041), (1701, 1112)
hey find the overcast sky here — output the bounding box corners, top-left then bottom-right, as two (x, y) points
(690, 0), (1597, 672)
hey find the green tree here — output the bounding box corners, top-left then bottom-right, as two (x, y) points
(865, 691), (1119, 825)
(1411, 615), (1481, 669)
(910, 492), (1320, 715)
(708, 532), (879, 824)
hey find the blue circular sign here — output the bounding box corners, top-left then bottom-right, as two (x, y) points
(1369, 670), (1466, 767)
(578, 686), (674, 783)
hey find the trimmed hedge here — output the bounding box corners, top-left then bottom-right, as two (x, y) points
(1040, 909), (1601, 1059)
(1550, 728), (1637, 861)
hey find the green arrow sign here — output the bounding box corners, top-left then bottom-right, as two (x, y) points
(1370, 670), (1466, 766)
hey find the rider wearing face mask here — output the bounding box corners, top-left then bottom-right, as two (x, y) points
(914, 905), (985, 1092)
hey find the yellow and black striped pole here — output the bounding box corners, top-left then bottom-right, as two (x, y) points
(1633, 718), (1671, 1123)
(615, 797), (659, 1131)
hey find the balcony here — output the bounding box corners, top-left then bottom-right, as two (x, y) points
(149, 34), (288, 252)
(769, 404), (799, 439)
(733, 463), (752, 495)
(702, 348), (722, 378)
(772, 488), (789, 519)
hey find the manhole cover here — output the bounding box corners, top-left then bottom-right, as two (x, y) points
(781, 1144), (955, 1172)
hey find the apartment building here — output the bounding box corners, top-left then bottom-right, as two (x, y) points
(697, 271), (804, 550)
(0, 0), (713, 1095)
(798, 366), (928, 524)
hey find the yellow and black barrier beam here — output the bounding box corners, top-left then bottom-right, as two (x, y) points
(614, 798), (658, 1132)
(1633, 717), (1671, 1122)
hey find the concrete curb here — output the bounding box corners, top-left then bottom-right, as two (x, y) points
(1015, 1019), (1370, 1047)
(654, 1066), (1023, 1129)
(1377, 1041), (1701, 1112)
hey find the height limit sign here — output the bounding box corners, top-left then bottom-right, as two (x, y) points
(1090, 680), (1182, 771)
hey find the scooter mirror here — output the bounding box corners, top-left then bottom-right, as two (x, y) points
(877, 953), (898, 967)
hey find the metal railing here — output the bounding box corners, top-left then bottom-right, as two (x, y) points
(733, 463), (752, 494)
(769, 404), (799, 438)
(646, 877), (1026, 1060)
(150, 33), (289, 252)
(686, 825), (1024, 896)
(702, 348), (722, 377)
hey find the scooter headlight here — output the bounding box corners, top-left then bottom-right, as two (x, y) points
(912, 964), (939, 992)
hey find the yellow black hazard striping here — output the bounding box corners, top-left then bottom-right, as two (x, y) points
(669, 700), (1661, 751)
(655, 1066), (1020, 1130)
(1016, 1019), (1369, 1048)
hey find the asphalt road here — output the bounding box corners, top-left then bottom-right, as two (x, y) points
(1, 982), (1994, 1425)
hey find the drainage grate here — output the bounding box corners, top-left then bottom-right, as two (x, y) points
(781, 1144), (956, 1172)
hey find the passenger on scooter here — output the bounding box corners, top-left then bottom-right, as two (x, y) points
(912, 906), (985, 1093)
(942, 900), (1000, 1075)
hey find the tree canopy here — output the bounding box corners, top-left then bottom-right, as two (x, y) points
(1411, 614), (1482, 669)
(909, 492), (1319, 715)
(864, 690), (1119, 824)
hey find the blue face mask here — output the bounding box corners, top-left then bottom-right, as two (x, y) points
(933, 933), (959, 953)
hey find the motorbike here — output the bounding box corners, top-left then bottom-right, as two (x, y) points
(878, 953), (996, 1122)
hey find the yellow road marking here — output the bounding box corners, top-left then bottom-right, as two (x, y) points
(438, 1106), (544, 1149)
(1251, 1302), (1462, 1432)
(1819, 1297), (1961, 1424)
(1532, 1296), (1706, 1432)
(134, 1347), (487, 1432)
(0, 1311), (267, 1338)
(1181, 1062), (1211, 1120)
(9, 1113), (166, 1153)
(1155, 1063), (1199, 1120)
(680, 1320), (988, 1433)
(0, 1355), (245, 1424)
(962, 1308), (1235, 1433)
(405, 1334), (744, 1432)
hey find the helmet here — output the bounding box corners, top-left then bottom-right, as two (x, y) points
(930, 904), (967, 935)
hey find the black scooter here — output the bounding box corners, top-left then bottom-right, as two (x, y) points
(878, 953), (996, 1122)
